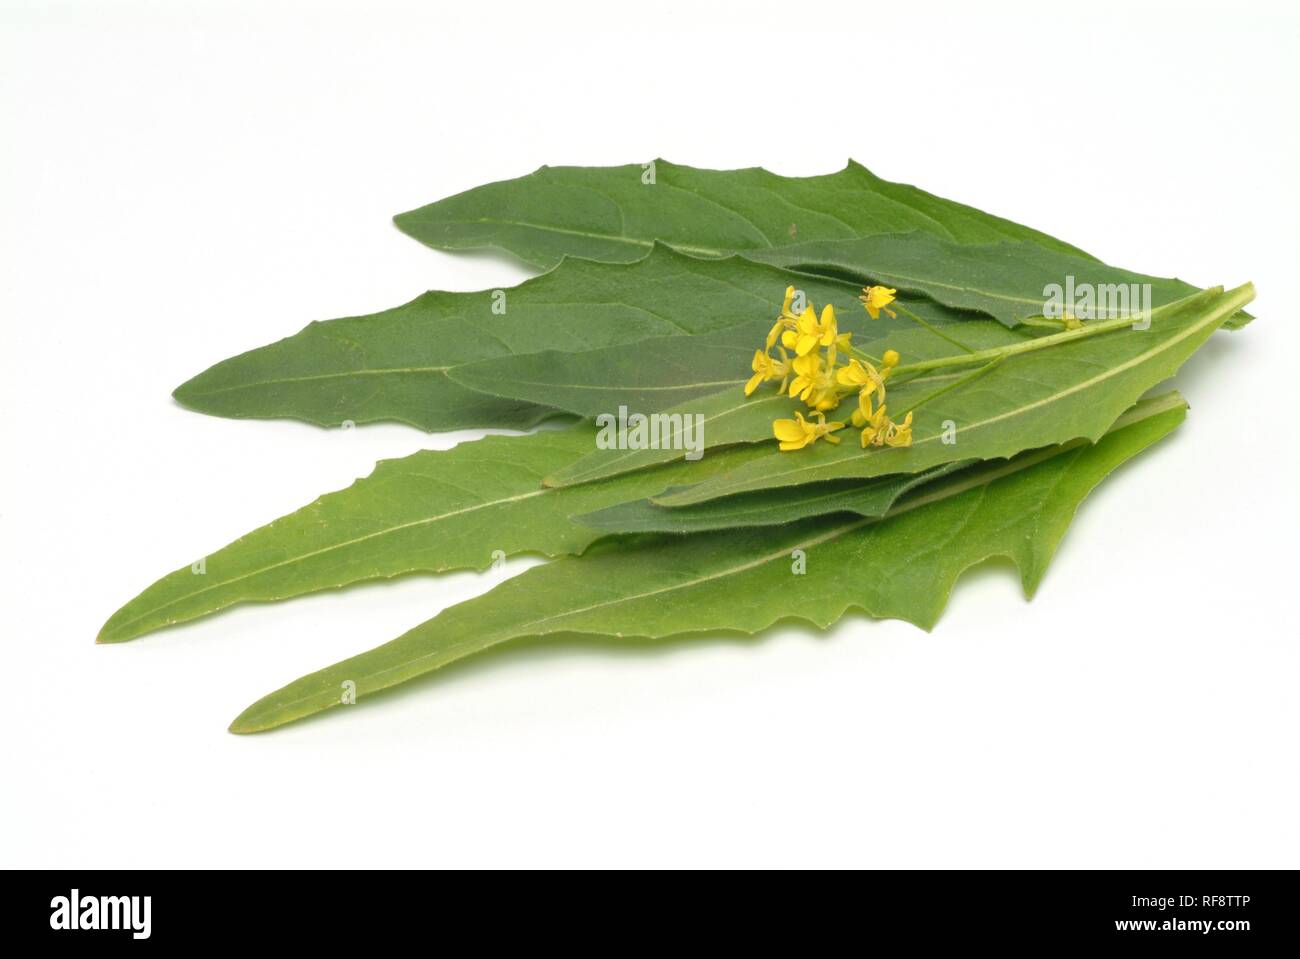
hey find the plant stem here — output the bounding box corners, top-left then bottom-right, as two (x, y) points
(893, 302), (976, 353)
(893, 312), (1139, 376)
(847, 344), (883, 366)
(898, 356), (1005, 416)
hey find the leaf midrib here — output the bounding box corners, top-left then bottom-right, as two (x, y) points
(497, 376), (744, 393)
(443, 216), (729, 259)
(103, 484), (551, 637)
(183, 365), (453, 396)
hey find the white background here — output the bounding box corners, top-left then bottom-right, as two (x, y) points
(2, 0), (1297, 869)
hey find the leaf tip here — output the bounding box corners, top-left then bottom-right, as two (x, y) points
(227, 705), (271, 735)
(95, 618), (129, 644)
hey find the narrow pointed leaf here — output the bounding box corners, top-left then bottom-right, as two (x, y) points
(575, 461), (973, 534)
(393, 160), (1093, 269)
(97, 427), (767, 644)
(447, 322), (758, 416)
(540, 321), (1020, 486)
(174, 247), (921, 431)
(745, 232), (1224, 328)
(542, 386), (798, 487)
(449, 305), (1022, 418)
(544, 285), (1248, 490)
(230, 393), (1187, 733)
(658, 283), (1252, 505)
(394, 161), (1248, 330)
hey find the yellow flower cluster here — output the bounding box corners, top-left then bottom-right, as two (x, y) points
(747, 286), (915, 451)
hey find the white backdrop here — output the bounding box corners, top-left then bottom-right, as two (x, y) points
(2, 0), (1297, 868)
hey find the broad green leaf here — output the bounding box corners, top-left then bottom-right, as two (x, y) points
(393, 159), (1093, 269)
(539, 321), (1022, 486)
(173, 246), (928, 431)
(543, 386), (799, 486)
(448, 321), (757, 416)
(394, 161), (1248, 330)
(447, 307), (1022, 418)
(556, 284), (1252, 498)
(575, 461), (973, 534)
(97, 426), (768, 644)
(744, 232), (1218, 328)
(229, 393), (1187, 733)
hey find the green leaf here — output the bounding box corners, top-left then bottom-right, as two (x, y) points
(571, 283), (1252, 502)
(393, 159), (1093, 269)
(575, 461), (973, 534)
(744, 232), (1217, 328)
(229, 392), (1188, 733)
(394, 161), (1249, 330)
(540, 281), (1248, 488)
(97, 426), (768, 644)
(447, 302), (1022, 418)
(447, 321), (757, 416)
(172, 246), (927, 431)
(538, 320), (1022, 486)
(542, 385), (798, 487)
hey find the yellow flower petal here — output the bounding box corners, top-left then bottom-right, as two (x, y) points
(836, 359), (871, 387)
(772, 418), (806, 442)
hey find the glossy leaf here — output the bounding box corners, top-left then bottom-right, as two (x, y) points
(229, 393), (1187, 733)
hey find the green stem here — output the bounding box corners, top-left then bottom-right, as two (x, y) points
(1018, 317), (1067, 330)
(847, 344), (883, 366)
(893, 302), (976, 353)
(893, 312), (1138, 376)
(898, 356), (1005, 417)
